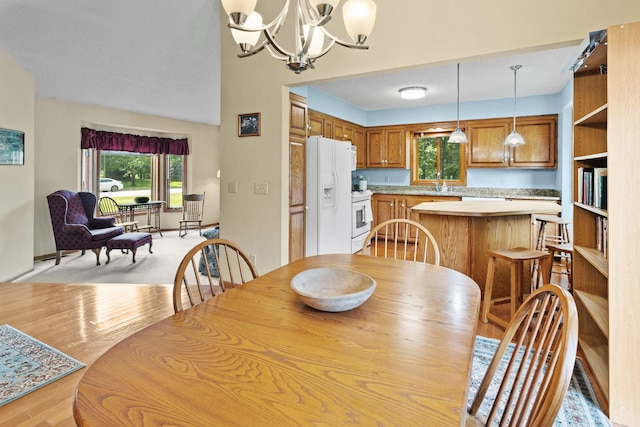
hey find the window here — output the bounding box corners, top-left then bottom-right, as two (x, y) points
(80, 127), (189, 211)
(83, 150), (186, 210)
(410, 127), (466, 186)
(165, 154), (185, 209)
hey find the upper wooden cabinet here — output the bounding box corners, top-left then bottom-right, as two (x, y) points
(467, 115), (557, 168)
(308, 110), (366, 167)
(366, 126), (406, 168)
(308, 111), (324, 137)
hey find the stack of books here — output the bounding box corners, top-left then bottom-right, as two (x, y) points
(577, 167), (607, 209)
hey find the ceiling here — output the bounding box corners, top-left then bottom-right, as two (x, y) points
(0, 1), (582, 125)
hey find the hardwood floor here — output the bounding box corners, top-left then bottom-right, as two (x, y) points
(0, 257), (596, 426)
(0, 283), (174, 427)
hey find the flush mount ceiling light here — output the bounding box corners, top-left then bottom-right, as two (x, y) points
(448, 63), (468, 143)
(504, 64), (526, 146)
(221, 0), (377, 74)
(399, 86), (427, 100)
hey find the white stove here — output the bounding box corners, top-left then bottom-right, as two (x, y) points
(351, 190), (373, 253)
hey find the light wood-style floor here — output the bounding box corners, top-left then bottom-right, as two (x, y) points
(0, 257), (596, 426)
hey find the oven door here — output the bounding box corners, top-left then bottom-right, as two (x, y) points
(352, 201), (371, 238)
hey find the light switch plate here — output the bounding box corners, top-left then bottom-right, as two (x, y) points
(254, 183), (269, 195)
(228, 181), (238, 193)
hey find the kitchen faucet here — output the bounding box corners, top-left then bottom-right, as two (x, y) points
(435, 172), (441, 192)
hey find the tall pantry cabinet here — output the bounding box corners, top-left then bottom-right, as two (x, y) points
(572, 22), (640, 426)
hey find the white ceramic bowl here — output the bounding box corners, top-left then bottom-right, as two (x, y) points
(290, 268), (376, 312)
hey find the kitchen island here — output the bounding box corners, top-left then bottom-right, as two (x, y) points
(413, 200), (562, 299)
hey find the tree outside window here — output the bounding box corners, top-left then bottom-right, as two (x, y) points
(411, 129), (466, 186)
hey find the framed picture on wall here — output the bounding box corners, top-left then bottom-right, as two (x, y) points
(0, 128), (24, 165)
(238, 113), (261, 137)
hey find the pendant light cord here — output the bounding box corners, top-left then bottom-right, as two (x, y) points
(511, 65), (521, 131)
(456, 63), (461, 128)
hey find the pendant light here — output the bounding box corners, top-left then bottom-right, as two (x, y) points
(449, 63), (468, 143)
(504, 65), (525, 146)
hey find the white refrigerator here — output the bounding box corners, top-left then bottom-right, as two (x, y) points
(306, 136), (354, 256)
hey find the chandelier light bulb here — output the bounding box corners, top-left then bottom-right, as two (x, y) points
(221, 0), (257, 25)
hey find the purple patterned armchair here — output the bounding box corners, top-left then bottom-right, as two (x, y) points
(47, 190), (124, 265)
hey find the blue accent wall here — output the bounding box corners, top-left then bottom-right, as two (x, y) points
(295, 81), (574, 192)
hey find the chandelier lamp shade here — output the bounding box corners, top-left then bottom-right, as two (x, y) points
(399, 86), (427, 100)
(448, 63), (468, 143)
(504, 64), (526, 146)
(221, 0), (377, 74)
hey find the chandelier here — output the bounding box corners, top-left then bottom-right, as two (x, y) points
(221, 0), (377, 74)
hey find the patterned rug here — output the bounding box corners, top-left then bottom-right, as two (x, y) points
(469, 335), (610, 426)
(0, 324), (85, 406)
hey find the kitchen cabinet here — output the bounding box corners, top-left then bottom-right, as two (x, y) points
(372, 194), (459, 240)
(309, 110), (366, 168)
(308, 111), (324, 137)
(366, 126), (406, 168)
(289, 93), (307, 263)
(467, 115), (557, 168)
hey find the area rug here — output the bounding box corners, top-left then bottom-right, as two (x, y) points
(469, 335), (610, 426)
(0, 324), (85, 406)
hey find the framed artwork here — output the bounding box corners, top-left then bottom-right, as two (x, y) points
(238, 113), (261, 137)
(0, 128), (24, 165)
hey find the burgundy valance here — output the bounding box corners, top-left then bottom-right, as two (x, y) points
(81, 128), (189, 155)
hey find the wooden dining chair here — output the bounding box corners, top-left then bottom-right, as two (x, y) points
(98, 196), (139, 232)
(360, 218), (441, 265)
(467, 284), (578, 426)
(173, 238), (258, 312)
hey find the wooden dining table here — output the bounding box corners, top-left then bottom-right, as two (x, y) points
(73, 254), (481, 426)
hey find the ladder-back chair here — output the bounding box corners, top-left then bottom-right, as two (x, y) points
(179, 193), (205, 237)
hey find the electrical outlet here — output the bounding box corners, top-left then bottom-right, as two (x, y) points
(254, 183), (269, 195)
(228, 181), (238, 193)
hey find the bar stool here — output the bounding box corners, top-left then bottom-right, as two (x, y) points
(532, 214), (571, 287)
(481, 247), (552, 328)
(546, 242), (573, 292)
(534, 214), (571, 250)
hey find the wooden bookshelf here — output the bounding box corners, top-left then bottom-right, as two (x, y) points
(572, 29), (610, 409)
(573, 22), (640, 425)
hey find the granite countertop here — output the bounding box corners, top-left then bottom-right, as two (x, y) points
(366, 185), (560, 201)
(411, 200), (563, 216)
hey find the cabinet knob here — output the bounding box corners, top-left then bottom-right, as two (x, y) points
(390, 203), (394, 207)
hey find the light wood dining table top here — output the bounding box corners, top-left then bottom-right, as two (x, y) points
(73, 254), (481, 426)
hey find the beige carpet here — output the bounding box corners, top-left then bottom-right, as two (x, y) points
(15, 230), (209, 285)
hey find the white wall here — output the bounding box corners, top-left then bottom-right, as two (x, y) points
(220, 0), (640, 274)
(33, 97), (220, 258)
(0, 49), (35, 282)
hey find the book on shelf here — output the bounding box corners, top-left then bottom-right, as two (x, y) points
(596, 216), (608, 257)
(577, 166), (607, 209)
(594, 168), (607, 209)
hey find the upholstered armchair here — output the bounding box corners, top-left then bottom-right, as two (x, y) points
(47, 190), (124, 265)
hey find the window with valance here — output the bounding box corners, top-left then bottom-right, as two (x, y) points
(81, 127), (189, 210)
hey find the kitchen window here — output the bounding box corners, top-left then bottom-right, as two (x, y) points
(410, 127), (466, 186)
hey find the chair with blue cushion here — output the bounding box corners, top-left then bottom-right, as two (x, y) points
(47, 190), (124, 265)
